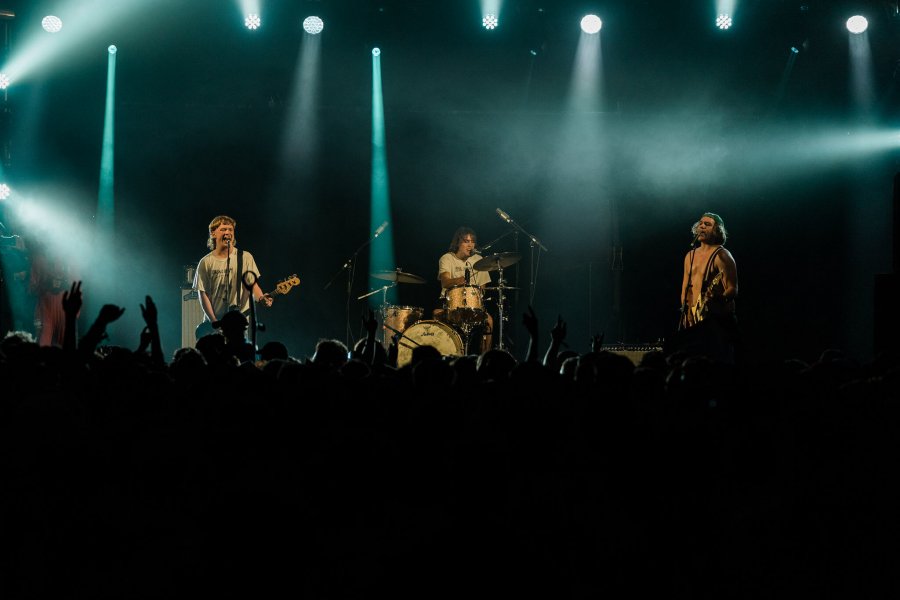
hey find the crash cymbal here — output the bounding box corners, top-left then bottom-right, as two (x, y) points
(371, 269), (426, 284)
(473, 252), (522, 272)
(483, 286), (520, 291)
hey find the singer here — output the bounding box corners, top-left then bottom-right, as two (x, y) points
(193, 215), (272, 332)
(678, 212), (739, 355)
(436, 226), (493, 352)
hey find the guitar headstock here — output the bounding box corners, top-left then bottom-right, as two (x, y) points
(275, 274), (300, 296)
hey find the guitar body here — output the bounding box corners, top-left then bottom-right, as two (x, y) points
(194, 274), (300, 341)
(684, 271), (726, 328)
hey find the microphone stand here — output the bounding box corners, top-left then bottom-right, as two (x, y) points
(678, 239), (700, 331)
(477, 229), (516, 254)
(224, 240), (233, 313)
(325, 226), (387, 349)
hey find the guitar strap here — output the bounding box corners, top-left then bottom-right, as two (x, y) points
(700, 247), (723, 294)
(234, 249), (244, 309)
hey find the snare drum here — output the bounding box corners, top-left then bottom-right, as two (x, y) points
(382, 305), (424, 346)
(444, 285), (485, 325)
(396, 320), (463, 367)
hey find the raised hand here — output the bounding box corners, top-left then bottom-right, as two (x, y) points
(140, 295), (158, 327)
(362, 308), (378, 338)
(97, 304), (126, 325)
(522, 305), (538, 339)
(62, 281), (83, 317)
(550, 315), (567, 345)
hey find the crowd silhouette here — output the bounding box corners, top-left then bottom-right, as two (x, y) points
(1, 282), (898, 598)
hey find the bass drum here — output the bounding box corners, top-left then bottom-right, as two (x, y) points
(382, 305), (424, 348)
(396, 320), (463, 367)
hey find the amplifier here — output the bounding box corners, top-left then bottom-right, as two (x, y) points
(180, 288), (204, 349)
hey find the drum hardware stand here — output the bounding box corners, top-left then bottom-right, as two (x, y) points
(495, 264), (510, 351)
(494, 208), (549, 350)
(383, 322), (421, 351)
(325, 222), (391, 350)
(358, 283), (396, 345)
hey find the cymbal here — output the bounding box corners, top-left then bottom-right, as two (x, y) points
(473, 252), (521, 272)
(483, 286), (520, 291)
(371, 269), (426, 284)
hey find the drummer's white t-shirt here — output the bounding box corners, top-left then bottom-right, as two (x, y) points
(437, 252), (491, 298)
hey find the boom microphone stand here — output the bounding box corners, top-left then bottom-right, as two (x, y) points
(325, 221), (389, 349)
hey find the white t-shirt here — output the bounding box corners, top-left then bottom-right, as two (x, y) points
(193, 248), (261, 321)
(437, 252), (491, 298)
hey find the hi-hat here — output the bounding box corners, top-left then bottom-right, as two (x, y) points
(371, 269), (426, 284)
(473, 252), (521, 272)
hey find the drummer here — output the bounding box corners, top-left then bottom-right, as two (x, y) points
(437, 227), (493, 352)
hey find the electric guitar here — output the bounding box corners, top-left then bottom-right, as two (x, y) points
(686, 271), (726, 327)
(195, 274), (300, 340)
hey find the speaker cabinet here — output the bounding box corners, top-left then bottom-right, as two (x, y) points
(181, 288), (204, 349)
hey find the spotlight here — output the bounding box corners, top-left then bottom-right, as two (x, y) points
(483, 14), (498, 30)
(0, 73), (10, 90)
(303, 16), (324, 35)
(41, 15), (63, 33)
(846, 15), (868, 34)
(245, 13), (261, 30)
(716, 13), (733, 30)
(372, 47), (381, 57)
(0, 184), (9, 200)
(108, 45), (117, 55)
(790, 46), (799, 54)
(580, 14), (602, 34)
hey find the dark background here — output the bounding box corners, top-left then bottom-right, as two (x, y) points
(2, 0), (899, 361)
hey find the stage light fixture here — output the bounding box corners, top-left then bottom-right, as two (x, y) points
(0, 184), (10, 200)
(0, 73), (10, 90)
(846, 15), (868, 34)
(41, 15), (63, 33)
(372, 47), (381, 57)
(245, 13), (261, 30)
(108, 45), (117, 55)
(580, 15), (602, 34)
(483, 14), (498, 30)
(716, 13), (733, 30)
(791, 46), (799, 54)
(303, 16), (324, 35)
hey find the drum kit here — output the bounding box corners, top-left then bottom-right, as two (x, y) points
(365, 252), (522, 366)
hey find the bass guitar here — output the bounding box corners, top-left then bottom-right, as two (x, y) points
(195, 274), (300, 340)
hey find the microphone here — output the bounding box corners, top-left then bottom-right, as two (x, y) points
(496, 208), (512, 223)
(224, 237), (232, 246)
(374, 221), (389, 237)
(689, 233), (700, 249)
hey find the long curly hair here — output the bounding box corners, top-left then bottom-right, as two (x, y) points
(691, 212), (727, 245)
(448, 226), (477, 253)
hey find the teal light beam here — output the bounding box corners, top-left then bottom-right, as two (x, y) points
(97, 46), (116, 235)
(369, 49), (395, 307)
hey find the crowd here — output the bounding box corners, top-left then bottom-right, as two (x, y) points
(1, 283), (898, 598)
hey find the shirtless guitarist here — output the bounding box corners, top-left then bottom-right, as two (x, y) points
(679, 212), (738, 330)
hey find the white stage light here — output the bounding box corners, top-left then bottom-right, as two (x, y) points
(303, 16), (324, 35)
(580, 15), (602, 34)
(846, 16), (868, 34)
(483, 14), (498, 30)
(41, 16), (63, 33)
(245, 14), (261, 30)
(716, 13), (733, 30)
